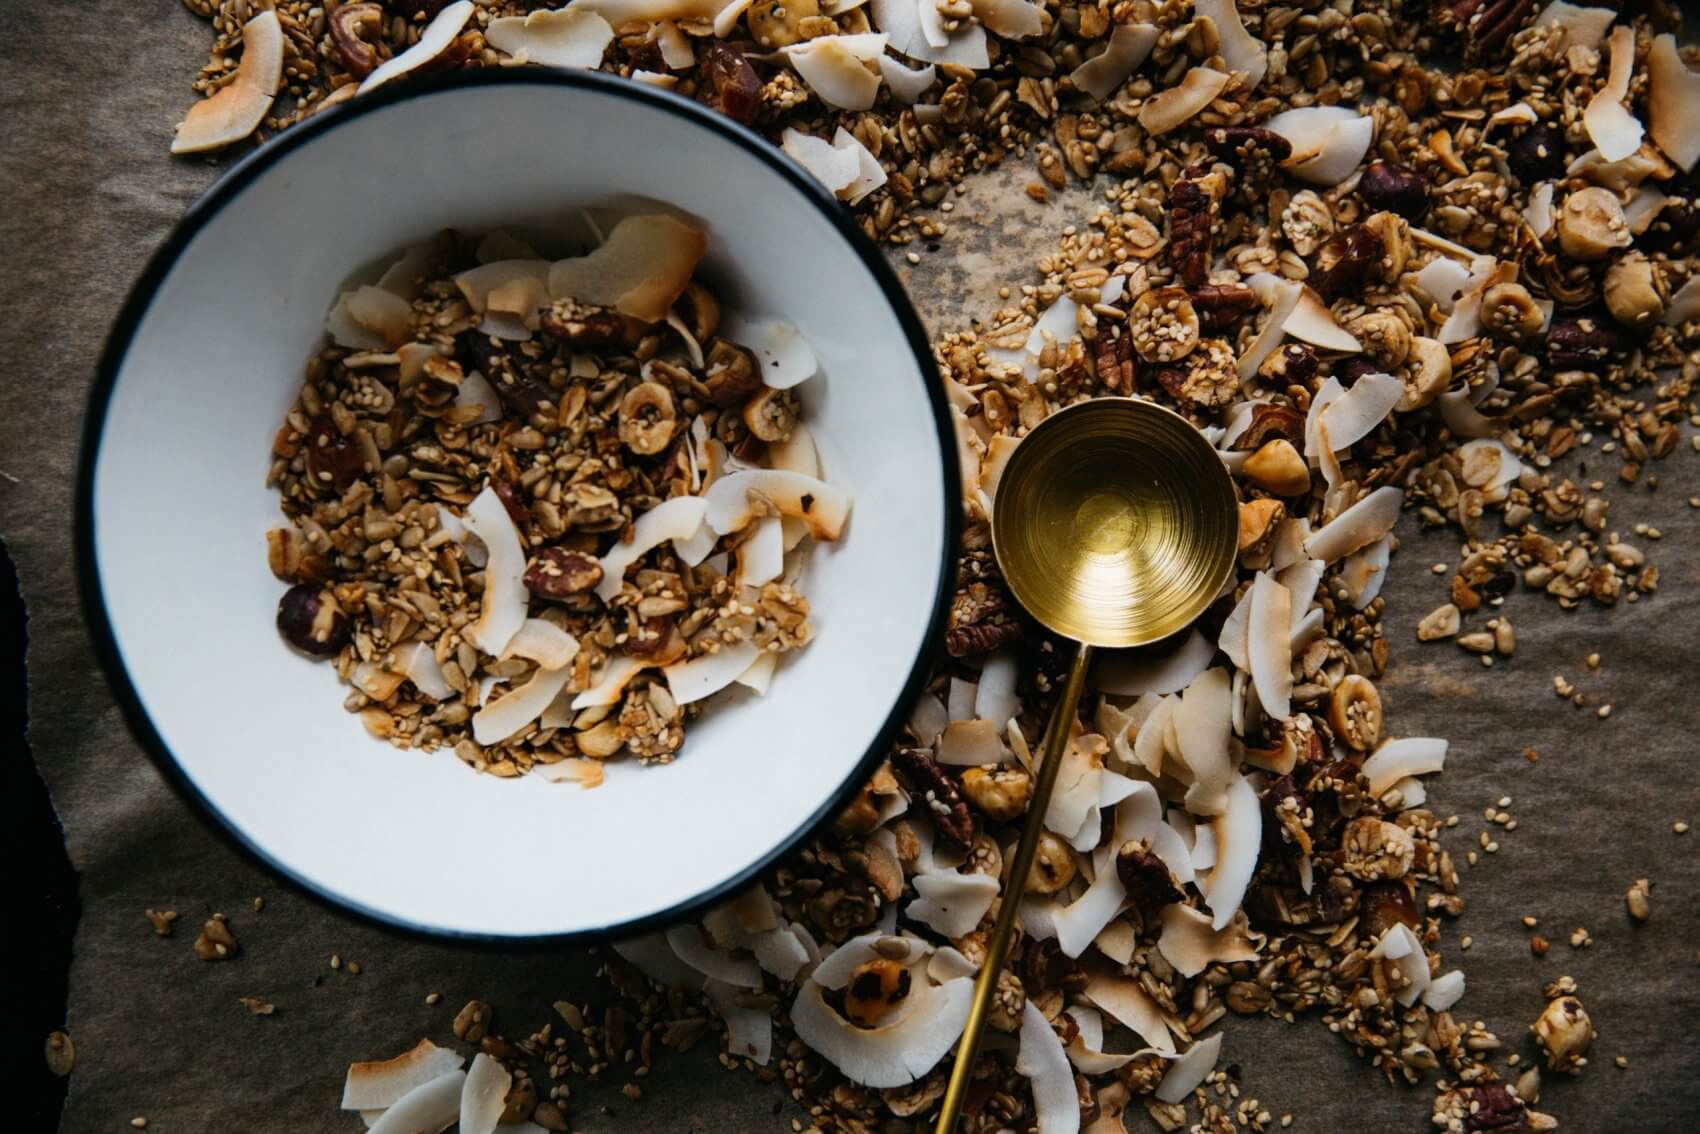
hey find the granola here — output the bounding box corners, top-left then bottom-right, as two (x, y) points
(268, 215), (846, 775)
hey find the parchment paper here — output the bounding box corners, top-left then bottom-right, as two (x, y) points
(3, 4), (1696, 1131)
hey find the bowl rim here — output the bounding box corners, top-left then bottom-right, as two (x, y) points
(74, 67), (961, 947)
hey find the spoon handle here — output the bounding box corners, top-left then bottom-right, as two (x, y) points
(933, 640), (1095, 1134)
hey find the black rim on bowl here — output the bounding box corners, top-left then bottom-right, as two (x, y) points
(75, 68), (962, 946)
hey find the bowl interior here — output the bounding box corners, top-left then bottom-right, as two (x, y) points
(86, 74), (951, 939)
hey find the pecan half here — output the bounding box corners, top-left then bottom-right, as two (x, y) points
(945, 579), (1023, 657)
(1167, 177), (1213, 288)
(704, 42), (761, 125)
(1190, 283), (1259, 332)
(540, 299), (625, 345)
(328, 2), (386, 78)
(890, 748), (975, 847)
(1092, 323), (1134, 393)
(1453, 0), (1536, 60)
(524, 548), (603, 599)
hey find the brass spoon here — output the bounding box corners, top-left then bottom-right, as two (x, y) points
(933, 397), (1239, 1134)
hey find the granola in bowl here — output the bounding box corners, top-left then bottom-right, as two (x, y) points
(266, 212), (850, 780)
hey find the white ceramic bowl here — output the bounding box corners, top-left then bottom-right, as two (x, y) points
(79, 71), (957, 941)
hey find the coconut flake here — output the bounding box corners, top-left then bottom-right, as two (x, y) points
(935, 718), (1012, 767)
(1155, 1033), (1223, 1104)
(1317, 371), (1401, 451)
(360, 1), (474, 92)
(908, 693), (949, 746)
(1535, 1), (1616, 52)
(461, 486), (528, 655)
(1131, 695), (1173, 779)
(1666, 275), (1700, 326)
(596, 496), (709, 601)
(1293, 115), (1374, 186)
(1424, 970), (1466, 1012)
(1363, 737), (1448, 796)
(1246, 575), (1292, 722)
(812, 934), (929, 989)
(974, 649), (1019, 726)
(665, 924), (762, 988)
(1063, 1006), (1136, 1075)
(1286, 286), (1363, 352)
(1157, 904), (1261, 978)
(1175, 668), (1233, 817)
(1416, 257), (1474, 313)
(501, 619), (581, 670)
(787, 36), (885, 110)
(877, 54), (937, 102)
(1341, 535), (1393, 610)
(567, 0), (728, 22)
(873, 0), (989, 67)
(1277, 557), (1324, 615)
(1369, 923), (1431, 1006)
(1202, 774), (1261, 929)
(613, 933), (706, 988)
(1068, 22), (1159, 101)
(459, 1053), (510, 1134)
(1521, 181), (1557, 239)
(732, 317), (821, 389)
(472, 662), (573, 746)
(1624, 187), (1669, 236)
(171, 10), (284, 153)
(704, 469), (850, 540)
(1017, 1000), (1081, 1134)
(736, 516), (785, 589)
(365, 1071), (465, 1134)
(1095, 629), (1215, 697)
(664, 642), (762, 707)
(1648, 34), (1700, 172)
(452, 371), (503, 425)
(706, 979), (773, 1065)
(486, 7), (613, 68)
(1584, 25), (1644, 162)
(1195, 0), (1267, 89)
(946, 677), (979, 722)
(909, 871), (1000, 938)
(1304, 486), (1402, 564)
(1083, 969), (1174, 1053)
(394, 642), (453, 701)
(1189, 824), (1217, 871)
(343, 1040), (466, 1111)
(456, 260), (551, 316)
(548, 214), (708, 324)
(970, 0), (1042, 38)
(567, 655), (644, 711)
(1264, 106), (1360, 175)
(1237, 278), (1304, 382)
(781, 128), (859, 192)
(1046, 734), (1108, 845)
(792, 976), (974, 1087)
(1138, 67), (1230, 136)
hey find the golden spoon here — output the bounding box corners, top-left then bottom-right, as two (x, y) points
(933, 397), (1239, 1134)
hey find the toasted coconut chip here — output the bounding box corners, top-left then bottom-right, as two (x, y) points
(1053, 864), (1127, 960)
(351, 661), (405, 701)
(451, 370), (503, 425)
(533, 757), (603, 786)
(1648, 34), (1700, 172)
(1202, 774), (1261, 930)
(973, 649), (1019, 725)
(733, 649), (778, 696)
(786, 36), (885, 110)
(1066, 22), (1158, 101)
(1286, 286), (1363, 352)
(570, 654), (648, 710)
(935, 718), (1012, 767)
(792, 976), (974, 1088)
(908, 692), (949, 746)
(567, 0), (728, 21)
(768, 424), (819, 480)
(1584, 25), (1643, 162)
(1219, 587), (1253, 672)
(1175, 668), (1233, 817)
(1131, 695), (1173, 779)
(736, 516), (785, 589)
(1045, 733), (1107, 843)
(909, 870), (1000, 938)
(1195, 0), (1267, 89)
(1363, 737), (1448, 796)
(1096, 695), (1158, 768)
(872, 0), (988, 67)
(548, 214), (707, 324)
(365, 1070), (465, 1134)
(751, 924), (812, 982)
(1246, 575), (1292, 722)
(646, 19), (692, 68)
(1017, 1000), (1080, 1134)
(1304, 486), (1402, 564)
(1521, 181), (1556, 239)
(613, 933), (706, 988)
(1090, 921), (1135, 968)
(455, 259), (549, 315)
(1290, 115), (1374, 186)
(326, 292), (393, 351)
(461, 486), (528, 655)
(1340, 534), (1393, 610)
(1237, 278), (1304, 382)
(1155, 1033), (1223, 1104)
(348, 285), (415, 348)
(1302, 376), (1344, 466)
(1535, 0), (1616, 51)
(664, 642), (762, 707)
(1189, 822), (1217, 871)
(1138, 67), (1230, 136)
(1423, 970), (1466, 1012)
(1062, 1006), (1136, 1075)
(472, 661), (573, 746)
(501, 619), (581, 670)
(596, 496), (709, 601)
(705, 979), (773, 1065)
(665, 924), (761, 988)
(828, 127), (889, 204)
(394, 642), (453, 701)
(1084, 969), (1175, 1053)
(1624, 186), (1669, 236)
(704, 469), (850, 540)
(783, 127), (863, 194)
(1390, 775), (1427, 810)
(1369, 923), (1430, 1006)
(812, 933), (929, 989)
(360, 1), (473, 92)
(343, 1039), (466, 1111)
(1157, 904), (1261, 978)
(1665, 275), (1700, 326)
(969, 0), (1042, 38)
(486, 7), (612, 68)
(1277, 557), (1324, 615)
(1317, 371), (1401, 451)
(171, 10), (284, 153)
(1438, 386), (1500, 439)
(726, 316), (820, 389)
(1438, 258), (1505, 344)
(1415, 258), (1473, 313)
(947, 676), (978, 721)
(877, 54), (937, 103)
(1094, 628), (1215, 697)
(459, 1053), (510, 1134)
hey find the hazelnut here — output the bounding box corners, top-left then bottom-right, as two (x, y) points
(1024, 832), (1078, 894)
(276, 585), (350, 657)
(1128, 287), (1201, 362)
(1358, 161), (1428, 221)
(1281, 190), (1335, 257)
(524, 548), (603, 599)
(1480, 281), (1545, 339)
(959, 766), (1033, 822)
(1557, 188), (1631, 261)
(741, 386), (799, 443)
(1397, 336), (1452, 412)
(1241, 439), (1311, 496)
(843, 957), (912, 1027)
(617, 382), (677, 455)
(1237, 497), (1285, 554)
(746, 0), (820, 48)
(1602, 253), (1667, 328)
(1532, 996), (1595, 1074)
(1329, 674), (1383, 750)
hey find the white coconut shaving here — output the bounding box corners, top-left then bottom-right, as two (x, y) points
(570, 654), (647, 710)
(1195, 0), (1267, 89)
(1068, 22), (1159, 101)
(1317, 371), (1401, 451)
(485, 7), (613, 68)
(612, 933), (707, 989)
(472, 661), (574, 746)
(1246, 573), (1292, 722)
(908, 870), (1000, 938)
(1340, 534), (1393, 610)
(665, 924), (762, 988)
(170, 10), (284, 153)
(908, 692), (949, 746)
(459, 1053), (510, 1134)
(365, 1070), (465, 1134)
(1017, 1000), (1081, 1134)
(790, 977), (974, 1088)
(1369, 923), (1431, 1006)
(1157, 904), (1262, 978)
(1155, 1033), (1223, 1104)
(706, 979), (774, 1065)
(1094, 628), (1215, 696)
(1649, 34), (1700, 172)
(393, 642), (453, 701)
(1362, 737), (1448, 796)
(704, 469), (851, 539)
(360, 1), (474, 92)
(548, 213), (707, 325)
(727, 316), (821, 389)
(1137, 66), (1230, 135)
(786, 35), (886, 110)
(1264, 106), (1374, 186)
(460, 486), (528, 655)
(934, 718), (1012, 766)
(1083, 969), (1175, 1053)
(1304, 486), (1403, 563)
(501, 619), (581, 670)
(1584, 25), (1644, 163)
(1666, 275), (1700, 326)
(664, 642), (762, 706)
(736, 516), (786, 589)
(1237, 278), (1303, 382)
(1063, 1006), (1138, 1075)
(1175, 667), (1234, 817)
(1424, 970), (1466, 1012)
(872, 0), (989, 67)
(1202, 774), (1261, 930)
(343, 1039), (465, 1111)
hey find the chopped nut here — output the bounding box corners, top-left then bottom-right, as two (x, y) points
(1242, 439), (1311, 497)
(1025, 832), (1078, 894)
(453, 999), (491, 1043)
(193, 916), (239, 961)
(1557, 188), (1631, 261)
(1625, 878), (1650, 922)
(1532, 995), (1595, 1073)
(1417, 603), (1461, 641)
(959, 766), (1032, 822)
(145, 908), (179, 937)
